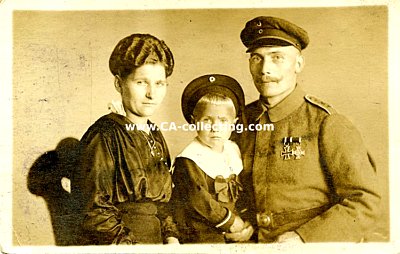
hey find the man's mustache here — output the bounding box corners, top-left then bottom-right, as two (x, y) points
(258, 76), (281, 83)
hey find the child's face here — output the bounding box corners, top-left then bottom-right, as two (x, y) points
(194, 103), (237, 152)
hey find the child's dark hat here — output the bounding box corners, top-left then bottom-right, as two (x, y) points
(181, 74), (245, 123)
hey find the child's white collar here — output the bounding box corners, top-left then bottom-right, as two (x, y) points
(176, 138), (243, 179)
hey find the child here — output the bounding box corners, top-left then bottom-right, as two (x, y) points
(171, 74), (253, 243)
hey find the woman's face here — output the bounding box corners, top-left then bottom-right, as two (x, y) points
(116, 63), (168, 122)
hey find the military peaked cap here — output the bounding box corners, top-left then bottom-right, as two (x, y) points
(240, 16), (309, 52)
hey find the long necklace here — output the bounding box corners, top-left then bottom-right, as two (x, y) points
(139, 130), (158, 157)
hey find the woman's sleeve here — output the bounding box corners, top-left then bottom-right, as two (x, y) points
(172, 157), (236, 232)
(75, 132), (136, 245)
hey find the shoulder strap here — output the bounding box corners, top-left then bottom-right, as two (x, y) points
(305, 94), (336, 115)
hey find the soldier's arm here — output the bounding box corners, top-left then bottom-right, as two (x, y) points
(295, 113), (381, 242)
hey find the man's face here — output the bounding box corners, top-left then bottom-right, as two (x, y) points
(249, 46), (304, 100)
(116, 63), (167, 119)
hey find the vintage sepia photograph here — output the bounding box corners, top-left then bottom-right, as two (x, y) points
(1, 0), (398, 253)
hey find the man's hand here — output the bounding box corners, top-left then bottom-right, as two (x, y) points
(166, 236), (180, 244)
(276, 231), (304, 243)
(224, 221), (254, 242)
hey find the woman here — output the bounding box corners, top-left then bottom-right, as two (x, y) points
(72, 33), (179, 245)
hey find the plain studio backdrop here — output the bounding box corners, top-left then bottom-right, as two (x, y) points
(12, 7), (388, 245)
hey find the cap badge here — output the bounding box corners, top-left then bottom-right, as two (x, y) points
(209, 76), (216, 83)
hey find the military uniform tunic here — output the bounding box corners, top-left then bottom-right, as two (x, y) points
(238, 85), (380, 242)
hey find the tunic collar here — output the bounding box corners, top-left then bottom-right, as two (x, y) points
(255, 85), (306, 123)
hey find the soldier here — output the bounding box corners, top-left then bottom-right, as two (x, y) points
(226, 16), (381, 243)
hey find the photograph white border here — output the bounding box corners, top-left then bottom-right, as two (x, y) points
(1, 0), (399, 253)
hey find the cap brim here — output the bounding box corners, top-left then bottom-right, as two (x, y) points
(246, 36), (300, 52)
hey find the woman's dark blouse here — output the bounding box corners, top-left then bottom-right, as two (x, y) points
(72, 113), (177, 244)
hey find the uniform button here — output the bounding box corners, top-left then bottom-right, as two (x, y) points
(258, 29), (263, 34)
(259, 214), (271, 226)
